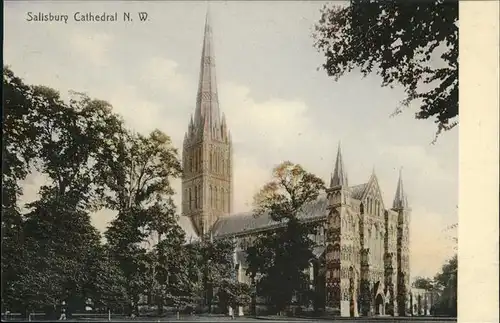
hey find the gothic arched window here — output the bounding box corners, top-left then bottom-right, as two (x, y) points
(194, 185), (198, 209)
(198, 185), (202, 207)
(209, 185), (213, 208)
(215, 150), (219, 173)
(195, 148), (199, 171)
(217, 152), (220, 174)
(188, 188), (192, 210)
(215, 187), (219, 209)
(221, 188), (225, 212)
(196, 150), (200, 172)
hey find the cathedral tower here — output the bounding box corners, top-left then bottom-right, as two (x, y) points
(182, 11), (232, 237)
(392, 169), (411, 316)
(325, 143), (358, 317)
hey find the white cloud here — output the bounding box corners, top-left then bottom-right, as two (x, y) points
(222, 83), (313, 149)
(106, 85), (166, 133)
(141, 57), (190, 95)
(69, 31), (114, 66)
(232, 155), (270, 211)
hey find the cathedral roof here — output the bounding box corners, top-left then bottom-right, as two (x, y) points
(213, 194), (329, 237)
(212, 182), (376, 238)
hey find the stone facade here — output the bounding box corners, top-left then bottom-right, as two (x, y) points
(182, 13), (411, 317)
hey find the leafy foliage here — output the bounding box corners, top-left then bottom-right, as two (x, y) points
(103, 128), (182, 316)
(2, 67), (40, 312)
(2, 68), (126, 315)
(433, 254), (457, 316)
(313, 0), (458, 140)
(413, 276), (434, 291)
(149, 222), (198, 314)
(193, 238), (236, 312)
(217, 279), (251, 314)
(2, 67), (41, 213)
(246, 162), (325, 313)
(87, 246), (129, 313)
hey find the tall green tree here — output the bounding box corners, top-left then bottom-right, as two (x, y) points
(313, 0), (458, 140)
(246, 161), (325, 314)
(190, 237), (235, 313)
(2, 68), (127, 316)
(18, 201), (102, 315)
(149, 218), (193, 315)
(103, 129), (182, 316)
(2, 67), (45, 312)
(25, 88), (125, 315)
(433, 254), (457, 316)
(86, 245), (129, 313)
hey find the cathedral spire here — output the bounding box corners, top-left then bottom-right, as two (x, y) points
(393, 168), (409, 209)
(330, 142), (348, 187)
(194, 8), (220, 133)
(183, 9), (233, 238)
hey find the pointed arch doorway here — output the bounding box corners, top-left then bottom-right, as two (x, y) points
(375, 293), (384, 315)
(373, 281), (386, 316)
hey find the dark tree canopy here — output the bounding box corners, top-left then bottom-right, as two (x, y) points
(246, 162), (325, 313)
(314, 0), (458, 140)
(2, 67), (126, 315)
(434, 254), (457, 316)
(413, 276), (434, 290)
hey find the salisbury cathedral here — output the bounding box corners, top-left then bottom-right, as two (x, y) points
(181, 12), (411, 317)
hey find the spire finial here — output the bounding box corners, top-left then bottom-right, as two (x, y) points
(205, 2), (211, 29)
(193, 6), (220, 135)
(330, 141), (348, 187)
(393, 167), (408, 209)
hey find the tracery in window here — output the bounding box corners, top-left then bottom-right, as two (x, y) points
(198, 185), (202, 208)
(215, 187), (218, 209)
(209, 186), (213, 207)
(194, 185), (198, 209)
(222, 188), (226, 212)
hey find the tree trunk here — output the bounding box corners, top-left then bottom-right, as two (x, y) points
(157, 294), (164, 316)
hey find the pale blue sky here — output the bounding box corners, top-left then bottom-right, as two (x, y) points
(5, 1), (457, 278)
